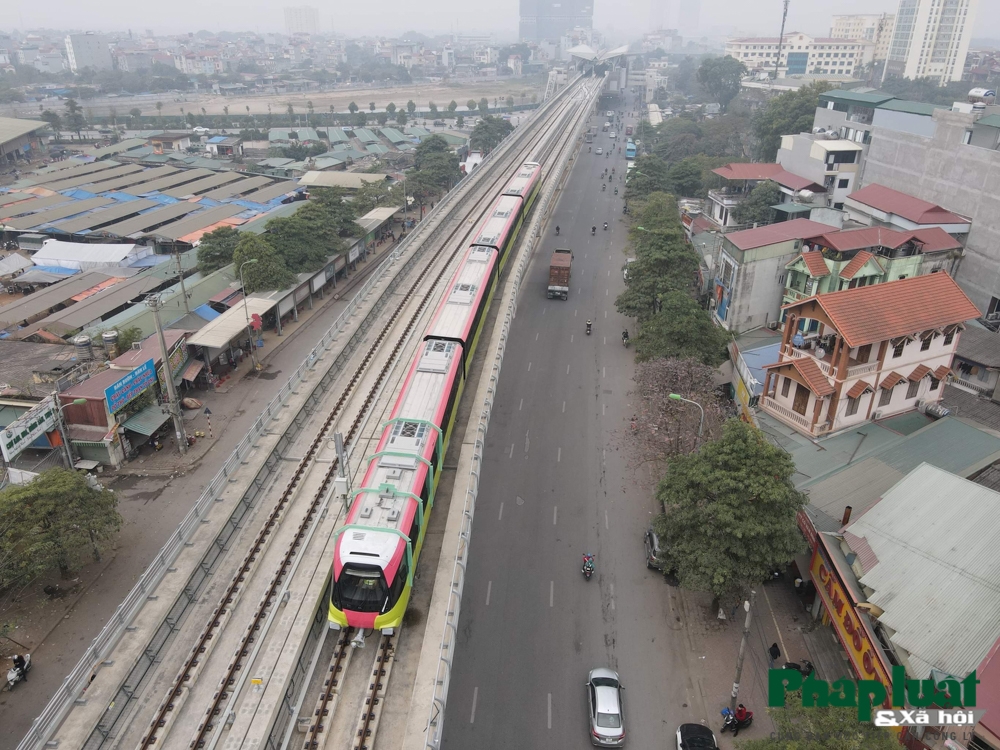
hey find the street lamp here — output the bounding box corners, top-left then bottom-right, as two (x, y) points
(669, 393), (704, 442)
(55, 396), (87, 467)
(239, 259), (259, 371)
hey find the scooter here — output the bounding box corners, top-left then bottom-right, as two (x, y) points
(783, 659), (815, 677)
(591, 226), (596, 235)
(602, 184), (606, 191)
(586, 320), (592, 335)
(603, 222), (608, 230)
(582, 554), (595, 580)
(555, 226), (560, 236)
(622, 332), (630, 348)
(721, 705), (753, 736)
(7, 654), (30, 691)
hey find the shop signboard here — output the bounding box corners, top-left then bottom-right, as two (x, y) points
(1, 396), (58, 462)
(348, 244), (360, 263)
(105, 359), (156, 413)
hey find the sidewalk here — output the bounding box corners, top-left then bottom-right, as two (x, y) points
(676, 576), (851, 747)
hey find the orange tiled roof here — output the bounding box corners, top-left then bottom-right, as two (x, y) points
(764, 356), (835, 396)
(798, 251), (830, 277)
(847, 380), (874, 399)
(839, 250), (883, 280)
(908, 364), (931, 381)
(782, 273), (981, 348)
(933, 365), (951, 381)
(880, 371), (905, 389)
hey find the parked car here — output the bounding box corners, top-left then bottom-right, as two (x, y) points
(676, 723), (719, 749)
(644, 527), (666, 571)
(623, 258), (635, 281)
(587, 668), (626, 746)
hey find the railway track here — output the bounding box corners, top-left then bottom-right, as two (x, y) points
(120, 80), (594, 750)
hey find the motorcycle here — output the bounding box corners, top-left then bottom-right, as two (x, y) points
(603, 222), (608, 230)
(7, 654), (30, 691)
(622, 331), (630, 348)
(721, 705), (753, 736)
(586, 321), (592, 335)
(614, 188), (618, 195)
(556, 226), (560, 236)
(582, 554), (595, 580)
(783, 659), (815, 677)
(591, 226), (596, 235)
(602, 184), (606, 192)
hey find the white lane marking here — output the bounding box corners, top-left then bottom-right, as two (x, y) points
(499, 502), (504, 521)
(570, 334), (574, 343)
(525, 431), (530, 454)
(604, 310), (608, 319)
(519, 398), (523, 411)
(608, 254), (612, 260)
(553, 506), (558, 525)
(603, 336), (606, 345)
(566, 365), (571, 374)
(610, 583), (616, 611)
(606, 288), (609, 296)
(509, 442), (514, 458)
(550, 581), (554, 607)
(602, 366), (606, 378)
(528, 362), (532, 371)
(603, 404), (607, 415)
(536, 332), (539, 340)
(548, 693), (553, 729)
(471, 686), (479, 723)
(557, 447), (562, 463)
(605, 510), (609, 529)
(543, 307), (547, 315)
(485, 582), (492, 607)
(575, 309), (578, 317)
(562, 401), (566, 413)
(607, 270), (610, 277)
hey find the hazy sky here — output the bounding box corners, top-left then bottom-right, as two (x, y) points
(6, 0), (1000, 44)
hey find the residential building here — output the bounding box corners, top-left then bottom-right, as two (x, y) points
(830, 14), (895, 60)
(508, 54), (522, 76)
(64, 32), (113, 72)
(204, 136), (243, 158)
(640, 29), (684, 54)
(724, 32), (874, 79)
(173, 51), (224, 76)
(707, 163), (826, 231)
(473, 47), (497, 65)
(882, 0), (979, 85)
(0, 116), (47, 165)
(115, 49), (155, 72)
(440, 45), (455, 69)
(760, 273), (980, 437)
(843, 183), (971, 236)
(712, 219), (837, 332)
(284, 6), (320, 36)
(951, 323), (1000, 398)
(781, 225), (964, 310)
(149, 132), (192, 153)
(776, 132), (864, 208)
(519, 0), (593, 42)
(33, 52), (66, 74)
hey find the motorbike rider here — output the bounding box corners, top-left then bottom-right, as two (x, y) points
(735, 704), (749, 723)
(556, 225), (560, 235)
(614, 187), (618, 195)
(582, 553), (595, 573)
(591, 226), (596, 235)
(12, 654), (27, 682)
(603, 222), (608, 230)
(586, 319), (592, 334)
(622, 329), (629, 344)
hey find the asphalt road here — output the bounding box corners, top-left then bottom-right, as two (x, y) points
(442, 95), (702, 749)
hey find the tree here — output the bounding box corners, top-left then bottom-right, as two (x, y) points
(469, 115), (514, 153)
(0, 468), (122, 586)
(447, 100), (458, 114)
(656, 420), (806, 603)
(414, 134), (452, 169)
(478, 97), (489, 116)
(231, 234), (296, 293)
(40, 110), (62, 140)
(731, 180), (783, 226)
(752, 82), (833, 161)
(114, 325), (144, 352)
(64, 98), (87, 139)
(506, 95), (514, 110)
(406, 99), (416, 115)
(396, 111), (408, 126)
(196, 225), (242, 273)
(386, 102), (397, 116)
(353, 112), (368, 127)
(467, 98), (477, 111)
(351, 178), (402, 215)
(308, 187), (366, 237)
(369, 101), (376, 112)
(348, 101), (359, 114)
(634, 292), (730, 364)
(129, 107), (142, 127)
(739, 690), (899, 750)
(696, 56), (747, 112)
(456, 114), (464, 128)
(265, 201), (349, 272)
(186, 112), (197, 128)
(623, 155), (672, 203)
(376, 112), (389, 125)
(428, 101), (438, 116)
(155, 100), (163, 126)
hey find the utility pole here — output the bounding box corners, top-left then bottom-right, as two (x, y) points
(774, 0), (790, 80)
(730, 589), (757, 712)
(174, 247), (190, 314)
(146, 295), (187, 455)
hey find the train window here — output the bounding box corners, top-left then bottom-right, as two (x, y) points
(408, 506), (420, 542)
(388, 556), (409, 610)
(334, 564), (388, 613)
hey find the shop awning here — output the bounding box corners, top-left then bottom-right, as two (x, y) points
(182, 360), (204, 382)
(186, 297), (277, 349)
(121, 404), (171, 436)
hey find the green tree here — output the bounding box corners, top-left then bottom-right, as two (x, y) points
(286, 103), (294, 121)
(129, 107), (142, 127)
(308, 187), (366, 237)
(731, 180), (783, 226)
(623, 155), (672, 203)
(656, 420), (806, 602)
(386, 102), (397, 116)
(353, 112), (368, 127)
(348, 101), (359, 114)
(114, 325), (144, 352)
(467, 98), (477, 111)
(428, 101), (438, 116)
(155, 100), (163, 126)
(396, 111), (408, 126)
(413, 134), (451, 169)
(634, 292), (729, 364)
(478, 97), (489, 115)
(186, 112), (197, 128)
(64, 98), (87, 139)
(369, 101), (376, 112)
(752, 82), (833, 161)
(196, 225), (242, 273)
(376, 112), (389, 125)
(351, 178), (402, 215)
(40, 109), (62, 140)
(406, 99), (416, 115)
(739, 690), (899, 750)
(469, 115), (514, 153)
(456, 114), (464, 128)
(231, 234), (296, 293)
(506, 95), (514, 110)
(0, 469), (122, 585)
(447, 100), (458, 114)
(667, 155), (728, 198)
(696, 56), (747, 112)
(265, 201), (348, 272)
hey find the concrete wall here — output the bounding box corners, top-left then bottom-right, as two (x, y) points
(871, 108), (937, 139)
(719, 238), (803, 332)
(970, 124), (1000, 150)
(863, 108), (1000, 313)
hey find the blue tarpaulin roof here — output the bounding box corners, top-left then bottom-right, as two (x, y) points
(195, 303), (221, 320)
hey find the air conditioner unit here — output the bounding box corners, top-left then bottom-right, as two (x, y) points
(872, 409), (885, 420)
(916, 399), (927, 412)
(131, 342), (142, 350)
(767, 321), (779, 331)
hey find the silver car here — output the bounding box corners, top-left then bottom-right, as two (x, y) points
(587, 668), (626, 746)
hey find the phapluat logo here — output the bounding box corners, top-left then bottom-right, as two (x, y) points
(769, 666), (982, 726)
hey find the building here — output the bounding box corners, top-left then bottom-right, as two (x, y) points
(149, 132), (193, 152)
(782, 225), (963, 310)
(507, 54), (522, 76)
(707, 163), (826, 231)
(0, 116), (47, 166)
(64, 32), (113, 73)
(284, 6), (320, 36)
(951, 323), (1000, 397)
(759, 273), (980, 438)
(843, 183), (971, 236)
(204, 136), (243, 158)
(712, 219), (837, 332)
(776, 132), (864, 208)
(883, 0), (979, 85)
(519, 0), (593, 42)
(724, 32), (874, 79)
(829, 13), (895, 60)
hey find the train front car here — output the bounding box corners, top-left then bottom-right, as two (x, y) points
(502, 161), (542, 215)
(329, 338), (461, 634)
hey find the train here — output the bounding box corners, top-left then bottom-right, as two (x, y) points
(328, 160), (542, 634)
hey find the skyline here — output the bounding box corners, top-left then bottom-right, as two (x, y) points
(3, 0), (997, 44)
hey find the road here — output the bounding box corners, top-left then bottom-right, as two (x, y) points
(441, 95), (707, 748)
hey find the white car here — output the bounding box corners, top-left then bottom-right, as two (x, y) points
(609, 131), (617, 139)
(192, 126), (211, 134)
(595, 147), (604, 155)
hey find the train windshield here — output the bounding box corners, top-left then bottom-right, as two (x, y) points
(335, 564), (388, 612)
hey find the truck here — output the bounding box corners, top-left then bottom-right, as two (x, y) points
(585, 128), (595, 143)
(547, 248), (572, 300)
(625, 125), (633, 136)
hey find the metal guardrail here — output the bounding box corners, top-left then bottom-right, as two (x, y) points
(422, 75), (600, 750)
(16, 78), (576, 750)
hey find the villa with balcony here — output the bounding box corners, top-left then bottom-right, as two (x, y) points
(707, 163), (825, 231)
(759, 273), (981, 437)
(781, 225), (964, 309)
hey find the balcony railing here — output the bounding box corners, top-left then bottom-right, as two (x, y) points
(760, 396), (831, 435)
(787, 347), (833, 376)
(846, 361), (879, 378)
(784, 287), (810, 302)
(953, 375), (993, 395)
(708, 188), (745, 207)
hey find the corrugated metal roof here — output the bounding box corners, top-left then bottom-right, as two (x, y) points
(145, 204), (246, 241)
(122, 168), (214, 196)
(978, 114), (1000, 129)
(121, 404), (172, 436)
(846, 463), (1000, 678)
(727, 218), (835, 251)
(0, 116), (48, 144)
(957, 324), (1000, 368)
(98, 202), (202, 237)
(876, 99), (945, 116)
(0, 194), (74, 220)
(161, 171), (244, 198)
(239, 181), (298, 204)
(847, 184), (969, 225)
(16, 160), (120, 188)
(201, 176), (272, 199)
(819, 90), (895, 107)
(44, 164), (145, 192)
(5, 196), (114, 230)
(187, 297), (277, 348)
(86, 166), (181, 193)
(237, 201), (305, 234)
(52, 198), (158, 234)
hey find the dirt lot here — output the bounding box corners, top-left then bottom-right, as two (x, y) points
(2, 77), (547, 120)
